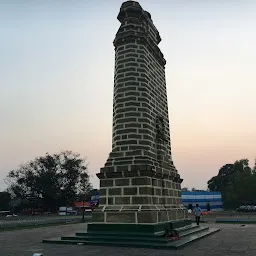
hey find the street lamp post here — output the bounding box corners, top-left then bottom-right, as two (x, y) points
(82, 195), (85, 222)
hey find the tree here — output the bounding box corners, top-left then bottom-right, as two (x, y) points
(5, 151), (92, 212)
(0, 191), (11, 211)
(181, 187), (189, 192)
(207, 159), (254, 209)
(233, 159), (251, 174)
(252, 158), (256, 174)
(77, 173), (93, 201)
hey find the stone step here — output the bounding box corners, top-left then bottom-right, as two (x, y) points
(43, 238), (171, 249)
(43, 227), (220, 249)
(175, 223), (198, 233)
(43, 238), (187, 249)
(77, 221), (194, 239)
(62, 235), (167, 243)
(75, 232), (88, 236)
(67, 226), (209, 243)
(76, 232), (160, 238)
(179, 226), (209, 237)
(43, 238), (78, 245)
(169, 228), (220, 249)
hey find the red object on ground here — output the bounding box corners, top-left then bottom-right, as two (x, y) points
(201, 211), (213, 215)
(167, 236), (180, 242)
(74, 202), (91, 207)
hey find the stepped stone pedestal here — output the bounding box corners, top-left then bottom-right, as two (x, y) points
(42, 0), (220, 249)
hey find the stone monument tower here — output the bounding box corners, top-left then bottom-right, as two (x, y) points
(93, 0), (187, 225)
(42, 1), (220, 248)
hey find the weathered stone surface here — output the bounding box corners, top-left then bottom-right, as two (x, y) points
(99, 197), (106, 205)
(109, 188), (122, 196)
(158, 211), (168, 222)
(99, 188), (106, 196)
(106, 212), (135, 223)
(132, 196), (152, 204)
(123, 187), (137, 195)
(132, 177), (151, 185)
(137, 211), (158, 223)
(100, 179), (114, 187)
(115, 197), (130, 205)
(115, 178), (130, 186)
(139, 187), (153, 195)
(108, 197), (114, 205)
(92, 212), (104, 223)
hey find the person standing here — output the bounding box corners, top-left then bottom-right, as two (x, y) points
(193, 204), (202, 225)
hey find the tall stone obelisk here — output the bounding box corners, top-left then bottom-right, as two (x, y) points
(42, 1), (220, 248)
(92, 0), (187, 225)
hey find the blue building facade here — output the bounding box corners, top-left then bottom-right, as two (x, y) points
(90, 190), (100, 207)
(182, 191), (223, 211)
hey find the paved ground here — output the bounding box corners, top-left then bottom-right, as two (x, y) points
(1, 222), (256, 256)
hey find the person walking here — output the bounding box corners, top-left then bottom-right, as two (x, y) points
(193, 204), (202, 225)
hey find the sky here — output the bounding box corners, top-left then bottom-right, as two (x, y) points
(1, 0), (256, 191)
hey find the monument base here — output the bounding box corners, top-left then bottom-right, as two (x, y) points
(92, 206), (187, 224)
(87, 218), (191, 235)
(42, 219), (220, 249)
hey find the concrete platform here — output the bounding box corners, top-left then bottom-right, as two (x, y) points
(3, 222), (256, 255)
(42, 223), (220, 249)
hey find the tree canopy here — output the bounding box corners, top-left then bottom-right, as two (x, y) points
(0, 191), (11, 211)
(5, 151), (92, 212)
(207, 158), (256, 209)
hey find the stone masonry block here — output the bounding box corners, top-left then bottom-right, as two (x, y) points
(108, 188), (122, 196)
(132, 196), (152, 204)
(106, 212), (135, 223)
(116, 166), (129, 172)
(115, 196), (130, 205)
(154, 188), (161, 196)
(92, 212), (105, 222)
(99, 188), (107, 196)
(100, 179), (114, 187)
(123, 187), (137, 195)
(137, 211), (158, 223)
(115, 178), (130, 186)
(132, 177), (151, 186)
(139, 187), (153, 195)
(152, 197), (159, 204)
(100, 197), (106, 205)
(158, 211), (168, 222)
(108, 197), (114, 205)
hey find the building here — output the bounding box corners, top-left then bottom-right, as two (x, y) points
(182, 191), (223, 212)
(90, 190), (99, 207)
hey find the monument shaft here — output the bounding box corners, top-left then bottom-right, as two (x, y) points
(93, 1), (186, 224)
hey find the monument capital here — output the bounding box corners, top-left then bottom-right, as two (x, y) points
(115, 0), (162, 54)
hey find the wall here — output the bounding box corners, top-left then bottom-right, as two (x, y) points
(182, 191), (223, 211)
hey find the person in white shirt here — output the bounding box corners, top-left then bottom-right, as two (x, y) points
(193, 204), (202, 225)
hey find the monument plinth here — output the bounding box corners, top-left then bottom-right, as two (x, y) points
(42, 1), (220, 249)
(92, 0), (187, 226)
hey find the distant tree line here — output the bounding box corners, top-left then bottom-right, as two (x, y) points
(1, 151), (93, 213)
(207, 159), (256, 209)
